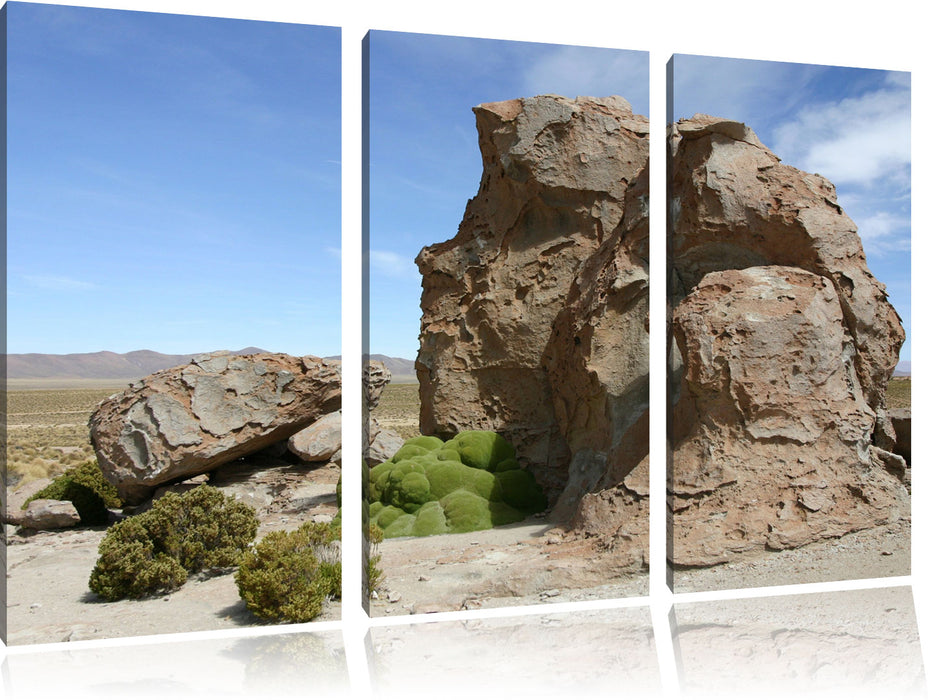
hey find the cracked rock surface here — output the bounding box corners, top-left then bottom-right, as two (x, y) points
(416, 95), (649, 560)
(668, 115), (908, 566)
(90, 352), (340, 503)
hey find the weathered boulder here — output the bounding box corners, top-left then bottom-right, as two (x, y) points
(366, 423), (405, 467)
(365, 360), (391, 411)
(362, 359), (406, 465)
(668, 115), (908, 566)
(90, 352), (341, 503)
(416, 95), (649, 542)
(288, 410), (342, 462)
(16, 500), (81, 530)
(670, 267), (907, 564)
(668, 114), (904, 434)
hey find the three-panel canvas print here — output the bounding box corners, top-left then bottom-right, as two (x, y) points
(1, 1), (919, 695)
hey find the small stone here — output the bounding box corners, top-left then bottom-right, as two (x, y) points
(417, 575), (431, 582)
(541, 589), (561, 598)
(387, 591), (401, 603)
(19, 500), (80, 530)
(882, 550), (893, 556)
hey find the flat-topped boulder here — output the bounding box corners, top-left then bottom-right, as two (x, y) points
(13, 499), (82, 531)
(90, 352), (341, 503)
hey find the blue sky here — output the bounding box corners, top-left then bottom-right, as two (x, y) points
(671, 55), (911, 363)
(6, 2), (341, 356)
(366, 31), (649, 360)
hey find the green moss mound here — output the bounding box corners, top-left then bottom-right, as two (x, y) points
(235, 521), (341, 623)
(88, 485), (259, 601)
(495, 469), (549, 512)
(25, 460), (122, 525)
(368, 430), (546, 538)
(402, 435), (445, 451)
(443, 430), (515, 471)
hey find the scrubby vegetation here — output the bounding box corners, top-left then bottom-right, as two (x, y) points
(89, 485), (259, 601)
(6, 387), (112, 486)
(887, 378), (911, 409)
(367, 523), (385, 594)
(235, 521), (341, 623)
(368, 430), (547, 537)
(371, 383), (420, 440)
(24, 460), (121, 525)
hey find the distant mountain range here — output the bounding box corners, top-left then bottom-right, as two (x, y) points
(6, 349), (418, 382)
(7, 347), (268, 380)
(369, 354), (417, 381)
(893, 361), (911, 377)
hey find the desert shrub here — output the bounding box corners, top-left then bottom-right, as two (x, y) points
(367, 523), (385, 594)
(143, 486), (260, 571)
(25, 460), (121, 525)
(236, 521), (341, 623)
(88, 485), (259, 601)
(88, 518), (188, 600)
(368, 430), (546, 538)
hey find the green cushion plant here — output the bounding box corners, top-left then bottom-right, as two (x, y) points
(368, 430), (546, 538)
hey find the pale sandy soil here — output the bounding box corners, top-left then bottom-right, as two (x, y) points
(5, 462), (342, 647)
(673, 518), (911, 592)
(6, 476), (910, 645)
(369, 518), (910, 616)
(370, 517), (649, 616)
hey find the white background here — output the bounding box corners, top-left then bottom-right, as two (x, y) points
(3, 1), (932, 697)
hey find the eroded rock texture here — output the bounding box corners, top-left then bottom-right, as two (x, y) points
(668, 115), (908, 566)
(416, 95), (649, 539)
(90, 352), (341, 503)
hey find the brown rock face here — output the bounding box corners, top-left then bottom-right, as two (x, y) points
(668, 116), (908, 566)
(90, 352), (341, 503)
(416, 95), (649, 540)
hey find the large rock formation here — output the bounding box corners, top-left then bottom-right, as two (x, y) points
(90, 352), (341, 503)
(416, 95), (649, 538)
(668, 115), (908, 566)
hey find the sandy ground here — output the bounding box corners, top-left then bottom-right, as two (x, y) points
(370, 517), (649, 616)
(673, 517), (911, 592)
(6, 468), (910, 645)
(5, 462), (342, 646)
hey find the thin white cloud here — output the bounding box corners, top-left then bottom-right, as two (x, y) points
(23, 274), (98, 291)
(672, 56), (818, 124)
(853, 211), (911, 253)
(369, 249), (419, 279)
(772, 86), (910, 188)
(522, 46), (648, 111)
